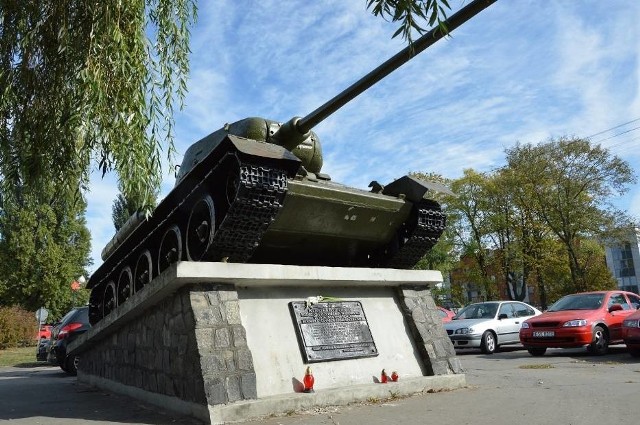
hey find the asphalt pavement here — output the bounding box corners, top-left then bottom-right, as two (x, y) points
(2, 346), (640, 424)
(0, 365), (200, 424)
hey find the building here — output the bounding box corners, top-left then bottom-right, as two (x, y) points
(604, 227), (640, 294)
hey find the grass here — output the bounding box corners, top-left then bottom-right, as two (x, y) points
(0, 345), (45, 368)
(519, 363), (555, 369)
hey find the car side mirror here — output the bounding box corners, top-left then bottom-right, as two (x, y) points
(498, 313), (508, 320)
(608, 303), (623, 313)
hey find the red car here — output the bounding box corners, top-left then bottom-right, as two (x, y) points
(37, 324), (52, 340)
(519, 290), (640, 356)
(622, 309), (640, 357)
(437, 306), (456, 323)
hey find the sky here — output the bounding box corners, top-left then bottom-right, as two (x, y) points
(85, 0), (640, 273)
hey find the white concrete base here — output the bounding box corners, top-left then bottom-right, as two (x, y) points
(73, 262), (464, 424)
(209, 374), (466, 424)
(239, 286), (425, 398)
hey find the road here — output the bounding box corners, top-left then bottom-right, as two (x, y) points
(2, 346), (639, 424)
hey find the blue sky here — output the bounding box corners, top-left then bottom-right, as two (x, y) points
(86, 0), (640, 272)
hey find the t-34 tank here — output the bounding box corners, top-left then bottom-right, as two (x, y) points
(86, 0), (495, 325)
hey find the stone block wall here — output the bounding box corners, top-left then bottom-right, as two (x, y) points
(80, 283), (257, 407)
(396, 285), (463, 375)
(189, 283), (257, 404)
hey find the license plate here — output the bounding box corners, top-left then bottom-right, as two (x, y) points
(533, 331), (554, 338)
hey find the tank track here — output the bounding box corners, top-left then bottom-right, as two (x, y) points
(88, 156), (290, 325)
(385, 199), (446, 269)
(210, 163), (289, 262)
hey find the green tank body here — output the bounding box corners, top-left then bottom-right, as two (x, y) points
(87, 0), (496, 325)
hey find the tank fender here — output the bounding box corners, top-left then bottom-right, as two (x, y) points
(226, 134), (301, 176)
(176, 117), (273, 184)
(100, 211), (147, 261)
(381, 175), (453, 203)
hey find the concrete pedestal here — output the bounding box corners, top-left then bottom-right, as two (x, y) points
(69, 262), (464, 424)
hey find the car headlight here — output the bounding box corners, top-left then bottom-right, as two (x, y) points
(563, 319), (587, 327)
(521, 322), (530, 329)
(454, 327), (474, 335)
(623, 319), (640, 328)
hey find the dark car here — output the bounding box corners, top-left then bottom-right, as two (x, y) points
(36, 338), (51, 361)
(48, 306), (90, 375)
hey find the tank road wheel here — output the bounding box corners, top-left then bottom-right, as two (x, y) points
(186, 195), (216, 261)
(117, 267), (133, 306)
(134, 250), (153, 293)
(102, 281), (117, 317)
(158, 225), (183, 275)
(88, 287), (103, 325)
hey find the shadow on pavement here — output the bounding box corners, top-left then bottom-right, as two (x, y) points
(454, 344), (640, 365)
(0, 366), (203, 424)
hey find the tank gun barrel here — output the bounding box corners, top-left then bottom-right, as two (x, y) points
(272, 0), (496, 150)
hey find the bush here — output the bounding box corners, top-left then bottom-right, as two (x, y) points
(0, 306), (36, 349)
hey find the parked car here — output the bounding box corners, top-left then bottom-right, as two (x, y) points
(37, 324), (53, 340)
(48, 306), (90, 375)
(36, 338), (51, 362)
(443, 301), (541, 354)
(621, 308), (640, 357)
(437, 306), (456, 323)
(440, 301), (463, 314)
(520, 291), (640, 356)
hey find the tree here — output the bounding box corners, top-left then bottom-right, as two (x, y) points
(438, 138), (630, 307)
(496, 167), (555, 308)
(505, 137), (636, 293)
(367, 0), (452, 44)
(112, 194), (134, 234)
(0, 0), (196, 211)
(0, 0), (454, 214)
(112, 183), (158, 232)
(0, 183), (91, 319)
(444, 169), (499, 300)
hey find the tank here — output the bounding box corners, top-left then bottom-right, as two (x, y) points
(87, 0), (495, 325)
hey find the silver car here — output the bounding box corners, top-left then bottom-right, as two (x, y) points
(443, 301), (542, 354)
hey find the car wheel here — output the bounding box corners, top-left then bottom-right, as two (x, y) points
(480, 331), (497, 354)
(65, 354), (79, 376)
(586, 325), (608, 355)
(527, 347), (547, 356)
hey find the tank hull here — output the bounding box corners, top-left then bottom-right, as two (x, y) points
(251, 178), (412, 266)
(87, 134), (445, 324)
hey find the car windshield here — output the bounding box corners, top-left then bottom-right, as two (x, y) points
(547, 293), (604, 311)
(454, 303), (498, 320)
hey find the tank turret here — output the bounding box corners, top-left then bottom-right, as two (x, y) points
(88, 0), (496, 325)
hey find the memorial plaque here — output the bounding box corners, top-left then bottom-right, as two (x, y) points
(289, 300), (378, 363)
